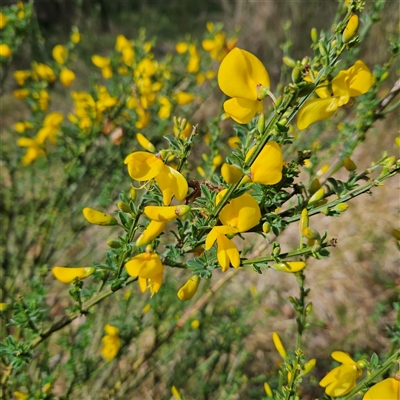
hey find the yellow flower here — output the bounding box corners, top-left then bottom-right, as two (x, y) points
(363, 377), (400, 400)
(205, 225), (240, 271)
(34, 63), (56, 82)
(60, 68), (76, 87)
(177, 275), (200, 301)
(272, 332), (288, 359)
(13, 89), (29, 100)
(264, 382), (273, 397)
(101, 324), (121, 360)
(13, 392), (29, 400)
(82, 207), (118, 226)
(125, 250), (164, 295)
(36, 112), (64, 144)
(13, 70), (30, 85)
(176, 42), (188, 54)
(124, 152), (188, 205)
(158, 96), (172, 119)
(136, 133), (155, 152)
(52, 44), (68, 64)
(205, 191), (261, 271)
(0, 13), (8, 29)
(228, 136), (241, 149)
(217, 190), (261, 232)
(71, 31), (81, 44)
(92, 55), (113, 79)
(343, 14), (359, 43)
(272, 261), (306, 273)
(297, 60), (373, 130)
(187, 44), (200, 73)
(247, 142), (283, 185)
(174, 91), (195, 105)
(320, 351), (363, 397)
(218, 48), (270, 124)
(221, 164), (241, 184)
(0, 43), (12, 58)
(52, 266), (95, 283)
(17, 137), (45, 165)
(171, 386), (182, 400)
(136, 205), (190, 246)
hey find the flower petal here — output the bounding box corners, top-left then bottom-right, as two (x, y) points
(347, 60), (373, 97)
(297, 97), (339, 130)
(363, 378), (400, 400)
(218, 47), (270, 101)
(219, 193), (261, 232)
(223, 97), (260, 124)
(216, 233), (241, 270)
(250, 141), (283, 185)
(124, 152), (164, 181)
(331, 351), (356, 365)
(52, 266), (94, 283)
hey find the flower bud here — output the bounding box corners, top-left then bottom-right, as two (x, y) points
(262, 221), (271, 233)
(311, 28), (318, 43)
(334, 203), (348, 213)
(310, 178), (320, 194)
(272, 245), (281, 256)
(305, 302), (313, 316)
(129, 187), (136, 201)
(302, 358), (316, 375)
(83, 207), (118, 226)
(257, 113), (265, 134)
(272, 261), (306, 273)
(52, 266), (95, 283)
(299, 209), (309, 234)
(107, 240), (121, 248)
(136, 133), (156, 153)
(343, 14), (359, 43)
(117, 201), (131, 213)
(272, 332), (287, 359)
(275, 96), (283, 108)
(302, 227), (320, 241)
(283, 56), (296, 68)
(212, 154), (223, 167)
(308, 187), (325, 205)
(344, 156), (357, 171)
(318, 42), (327, 57)
(292, 66), (303, 84)
(264, 382), (273, 397)
(301, 57), (309, 66)
(177, 275), (200, 301)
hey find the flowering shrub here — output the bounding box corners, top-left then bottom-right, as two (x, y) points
(1, 0), (399, 399)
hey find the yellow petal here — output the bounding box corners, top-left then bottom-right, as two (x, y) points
(297, 97), (339, 130)
(363, 378), (400, 400)
(82, 207), (118, 226)
(125, 252), (163, 279)
(136, 221), (167, 246)
(250, 141), (283, 185)
(136, 133), (155, 153)
(177, 276), (200, 301)
(272, 261), (306, 273)
(104, 324), (119, 336)
(155, 165), (188, 205)
(101, 334), (120, 360)
(148, 272), (163, 294)
(216, 233), (240, 270)
(218, 193), (261, 232)
(144, 205), (190, 222)
(60, 68), (76, 87)
(218, 47), (270, 101)
(223, 97), (260, 124)
(174, 91), (195, 105)
(347, 60), (373, 97)
(331, 351), (356, 365)
(92, 55), (110, 68)
(320, 364), (360, 397)
(272, 332), (288, 359)
(52, 267), (95, 283)
(124, 152), (164, 181)
(221, 163), (242, 184)
(205, 227), (219, 250)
